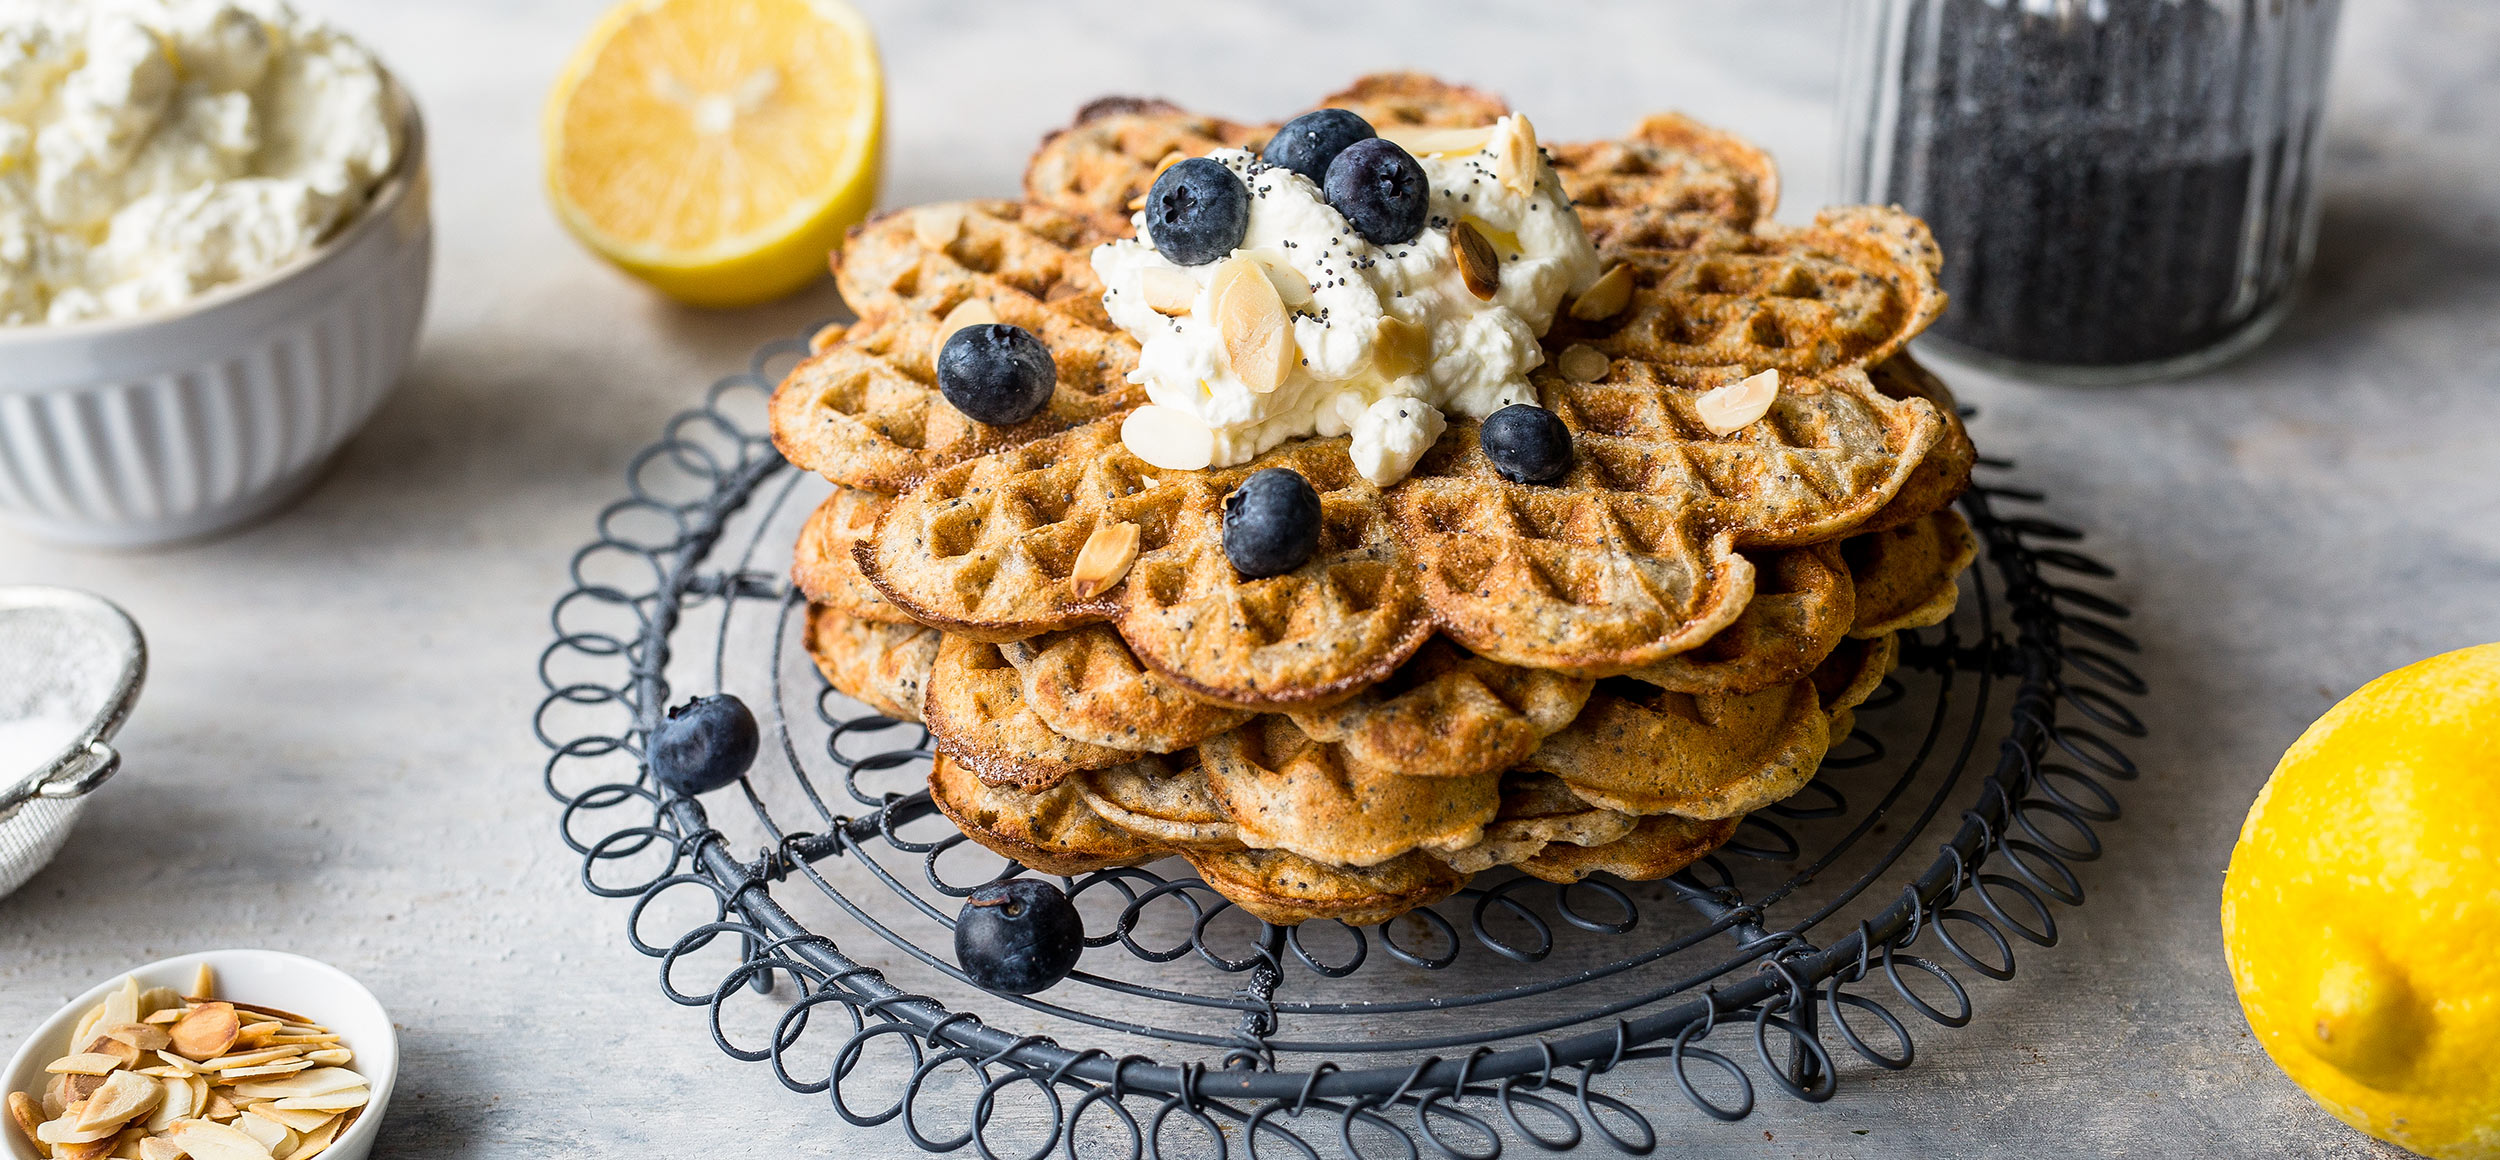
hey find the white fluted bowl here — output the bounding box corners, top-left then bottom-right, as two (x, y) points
(0, 92), (431, 547)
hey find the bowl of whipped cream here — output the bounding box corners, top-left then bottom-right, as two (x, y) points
(0, 0), (431, 546)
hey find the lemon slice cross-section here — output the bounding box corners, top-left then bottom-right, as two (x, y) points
(544, 0), (883, 307)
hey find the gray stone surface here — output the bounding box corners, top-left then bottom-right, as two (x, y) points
(4, 0), (2493, 1155)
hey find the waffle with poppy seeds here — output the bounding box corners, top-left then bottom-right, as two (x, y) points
(1845, 509), (1978, 639)
(802, 603), (940, 724)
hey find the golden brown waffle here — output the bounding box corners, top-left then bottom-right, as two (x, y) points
(1845, 509), (1977, 639)
(928, 754), (1165, 876)
(1523, 678), (1830, 819)
(1023, 98), (1270, 219)
(1553, 206), (1946, 377)
(771, 202), (1143, 493)
(1440, 773), (1638, 874)
(804, 603), (940, 723)
(1283, 638), (1592, 781)
(1309, 72), (1512, 130)
(1182, 847), (1466, 927)
(922, 635), (1136, 791)
(1073, 754), (1240, 850)
(1860, 353), (1974, 533)
(1549, 113), (1780, 253)
(794, 487), (916, 623)
(1199, 718), (1502, 868)
(1515, 813), (1741, 884)
(860, 420), (1431, 707)
(1388, 362), (1942, 676)
(998, 625), (1251, 753)
(1622, 543), (1854, 696)
(1815, 632), (1901, 741)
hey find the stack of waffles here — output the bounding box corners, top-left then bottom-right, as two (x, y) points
(770, 75), (1979, 926)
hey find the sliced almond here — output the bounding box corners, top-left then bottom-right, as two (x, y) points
(226, 1071), (362, 1102)
(48, 1071), (104, 1112)
(235, 1112), (293, 1154)
(1119, 405), (1215, 472)
(169, 1004), (241, 1062)
(80, 1037), (144, 1070)
(1557, 344), (1610, 383)
(152, 1051), (202, 1076)
(249, 1106), (333, 1136)
(912, 203), (967, 251)
(1070, 521), (1141, 599)
(104, 1023), (173, 1053)
(6, 1090), (40, 1145)
(49, 1053), (129, 1077)
(161, 1118), (276, 1160)
(203, 1048), (304, 1072)
(203, 1093), (239, 1122)
(142, 1010), (185, 1026)
(1374, 315), (1433, 380)
(52, 1135), (118, 1160)
(1448, 221), (1500, 300)
(1209, 254), (1293, 394)
(299, 1049), (352, 1068)
(219, 1062), (314, 1080)
(136, 988), (185, 1022)
(928, 297), (999, 366)
(1568, 264), (1634, 322)
(286, 1113), (343, 1160)
(807, 321), (847, 354)
(145, 1074), (197, 1133)
(141, 1137), (188, 1160)
(1695, 369), (1779, 436)
(74, 1071), (162, 1133)
(71, 1002), (110, 1053)
(1137, 266), (1198, 316)
(36, 1112), (121, 1146)
(192, 965), (217, 1001)
(266, 1089), (367, 1115)
(1378, 124), (1495, 159)
(1490, 113), (1542, 199)
(1251, 252), (1314, 308)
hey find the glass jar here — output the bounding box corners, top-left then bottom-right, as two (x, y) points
(1838, 0), (2344, 383)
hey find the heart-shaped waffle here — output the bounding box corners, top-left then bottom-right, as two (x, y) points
(997, 624), (1251, 753)
(1073, 753), (1240, 850)
(794, 486), (916, 623)
(1023, 97), (1271, 220)
(1845, 509), (1976, 639)
(1282, 638), (1592, 781)
(923, 635), (1137, 791)
(1199, 718), (1502, 868)
(1440, 772), (1639, 875)
(860, 421), (1432, 707)
(804, 603), (940, 723)
(1622, 543), (1854, 696)
(771, 202), (1144, 493)
(1523, 678), (1831, 819)
(1514, 813), (1741, 885)
(928, 754), (1166, 876)
(1181, 847), (1466, 927)
(1556, 206), (1945, 377)
(1548, 113), (1780, 252)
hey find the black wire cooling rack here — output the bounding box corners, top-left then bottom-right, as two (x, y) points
(537, 328), (2146, 1158)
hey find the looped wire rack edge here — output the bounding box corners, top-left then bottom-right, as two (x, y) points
(536, 327), (2148, 1158)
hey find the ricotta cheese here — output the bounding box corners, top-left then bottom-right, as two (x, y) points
(0, 0), (401, 325)
(1092, 114), (1601, 486)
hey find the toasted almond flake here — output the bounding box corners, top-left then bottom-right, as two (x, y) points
(1251, 251), (1313, 308)
(266, 1090), (366, 1116)
(928, 297), (999, 366)
(807, 321), (847, 354)
(1137, 266), (1197, 316)
(141, 1137), (187, 1160)
(136, 989), (184, 1022)
(192, 965), (216, 1001)
(1377, 124), (1495, 159)
(36, 1113), (120, 1146)
(74, 1072), (161, 1134)
(72, 1002), (109, 1053)
(152, 1052), (201, 1076)
(1491, 114), (1542, 199)
(1119, 405), (1215, 471)
(250, 1107), (332, 1136)
(1070, 521), (1141, 599)
(142, 1010), (185, 1026)
(286, 1112), (343, 1160)
(227, 1071), (361, 1102)
(1568, 264), (1634, 322)
(145, 1075), (195, 1133)
(49, 1071), (104, 1111)
(202, 1049), (303, 1072)
(162, 1118), (275, 1160)
(219, 1062), (314, 1081)
(203, 1093), (239, 1122)
(1696, 369), (1779, 436)
(298, 1049), (352, 1068)
(169, 1005), (240, 1063)
(235, 1112), (291, 1153)
(105, 1024), (173, 1053)
(1374, 315), (1432, 380)
(1449, 221), (1500, 301)
(49, 1054), (128, 1077)
(912, 203), (966, 251)
(1209, 254), (1292, 394)
(6, 1090), (40, 1146)
(261, 1035), (339, 1048)
(1557, 344), (1610, 383)
(51, 1134), (118, 1160)
(81, 1037), (144, 1070)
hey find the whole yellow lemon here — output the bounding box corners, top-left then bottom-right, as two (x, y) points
(2223, 642), (2500, 1158)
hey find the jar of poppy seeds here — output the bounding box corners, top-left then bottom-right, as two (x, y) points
(1838, 0), (2344, 383)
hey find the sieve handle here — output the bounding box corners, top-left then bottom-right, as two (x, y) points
(35, 741), (119, 800)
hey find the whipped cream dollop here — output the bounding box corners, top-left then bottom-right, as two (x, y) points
(1093, 114), (1600, 486)
(0, 0), (402, 325)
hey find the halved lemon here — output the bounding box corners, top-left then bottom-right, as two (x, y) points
(544, 0), (883, 308)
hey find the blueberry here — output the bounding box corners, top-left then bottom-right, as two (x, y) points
(648, 694), (759, 796)
(955, 879), (1084, 994)
(1144, 157), (1250, 267)
(1222, 467), (1323, 578)
(1262, 108), (1375, 183)
(1480, 404), (1574, 484)
(937, 323), (1056, 426)
(1323, 137), (1428, 246)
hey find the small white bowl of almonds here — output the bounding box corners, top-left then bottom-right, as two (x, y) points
(3, 951), (394, 1160)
